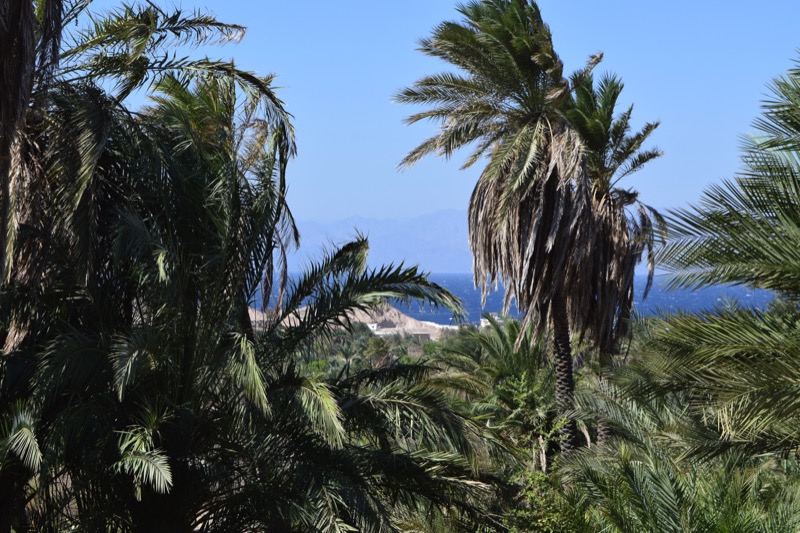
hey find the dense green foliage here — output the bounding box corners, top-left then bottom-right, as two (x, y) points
(0, 2), (498, 531)
(4, 0), (800, 531)
(398, 0), (800, 530)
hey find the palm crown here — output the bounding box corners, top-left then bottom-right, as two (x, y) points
(565, 72), (664, 352)
(0, 3), (500, 530)
(398, 0), (662, 453)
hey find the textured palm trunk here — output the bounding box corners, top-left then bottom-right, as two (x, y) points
(596, 351), (614, 444)
(2, 162), (47, 353)
(1, 0), (63, 353)
(0, 1), (35, 285)
(551, 292), (578, 454)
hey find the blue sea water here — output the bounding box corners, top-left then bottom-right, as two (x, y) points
(393, 273), (775, 325)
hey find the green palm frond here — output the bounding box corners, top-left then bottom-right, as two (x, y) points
(62, 3), (243, 98)
(1, 402), (42, 473)
(114, 451), (172, 497)
(227, 332), (269, 414)
(628, 305), (800, 458)
(114, 424), (172, 495)
(637, 59), (800, 466)
(296, 375), (346, 449)
(566, 370), (800, 533)
(110, 328), (157, 401)
(658, 60), (800, 297)
(271, 238), (463, 357)
(66, 3), (244, 58)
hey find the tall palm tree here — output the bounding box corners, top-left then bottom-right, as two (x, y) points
(4, 67), (296, 530)
(398, 0), (659, 453)
(4, 1), (276, 348)
(397, 0), (589, 453)
(0, 3), (290, 528)
(644, 58), (800, 459)
(565, 72), (664, 355)
(0, 0), (63, 283)
(564, 72), (664, 442)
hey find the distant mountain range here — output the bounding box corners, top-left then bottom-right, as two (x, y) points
(288, 209), (472, 274)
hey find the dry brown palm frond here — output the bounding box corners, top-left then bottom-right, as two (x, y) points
(401, 0), (662, 453)
(469, 121), (594, 348)
(0, 1), (38, 283)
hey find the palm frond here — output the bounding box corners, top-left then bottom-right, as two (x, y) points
(114, 426), (172, 495)
(1, 402), (43, 473)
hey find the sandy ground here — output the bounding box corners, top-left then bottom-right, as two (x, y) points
(249, 304), (457, 341)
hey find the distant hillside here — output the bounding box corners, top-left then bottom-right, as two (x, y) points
(288, 209), (472, 274)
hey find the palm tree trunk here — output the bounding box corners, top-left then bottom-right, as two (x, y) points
(596, 351), (614, 444)
(0, 1), (36, 284)
(551, 292), (578, 454)
(0, 0), (36, 512)
(241, 303), (256, 343)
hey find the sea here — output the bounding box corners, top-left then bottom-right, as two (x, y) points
(392, 273), (775, 325)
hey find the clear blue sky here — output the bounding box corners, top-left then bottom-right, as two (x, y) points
(133, 1), (800, 222)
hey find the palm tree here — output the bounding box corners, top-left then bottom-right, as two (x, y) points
(565, 72), (664, 355)
(564, 72), (664, 442)
(631, 304), (800, 459)
(397, 0), (590, 453)
(0, 5), (503, 527)
(398, 0), (659, 453)
(0, 0), (63, 283)
(7, 66), (295, 529)
(0, 5), (295, 527)
(432, 316), (557, 470)
(645, 58), (800, 458)
(658, 73), (800, 297)
(3, 1), (277, 351)
(0, 4), (271, 528)
(564, 374), (800, 533)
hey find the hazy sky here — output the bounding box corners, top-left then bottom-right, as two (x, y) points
(130, 1), (800, 222)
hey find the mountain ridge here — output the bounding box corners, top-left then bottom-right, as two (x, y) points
(289, 209), (472, 274)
